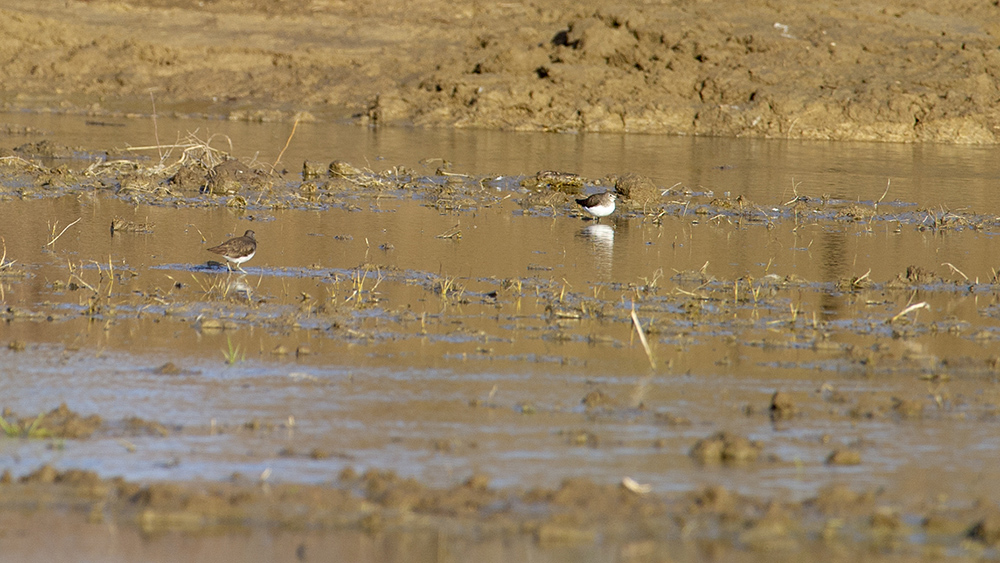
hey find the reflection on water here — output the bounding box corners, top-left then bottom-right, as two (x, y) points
(576, 224), (614, 280)
(226, 274), (255, 300)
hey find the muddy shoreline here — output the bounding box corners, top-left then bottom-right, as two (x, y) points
(2, 460), (996, 562)
(2, 0), (1000, 142)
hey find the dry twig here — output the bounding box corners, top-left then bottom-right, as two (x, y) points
(630, 304), (656, 370)
(47, 217), (81, 247)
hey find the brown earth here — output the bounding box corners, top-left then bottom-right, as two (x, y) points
(1, 0), (1000, 142)
(5, 462), (999, 561)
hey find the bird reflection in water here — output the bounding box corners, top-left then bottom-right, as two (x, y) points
(228, 274), (254, 300)
(577, 224), (614, 279)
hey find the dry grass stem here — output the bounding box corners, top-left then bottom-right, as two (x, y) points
(0, 156), (46, 171)
(630, 304), (656, 370)
(125, 131), (232, 172)
(889, 301), (929, 324)
(0, 237), (14, 270)
(149, 89), (162, 161)
(46, 217), (82, 247)
(941, 262), (968, 281)
(436, 223), (462, 239)
(270, 116), (300, 173)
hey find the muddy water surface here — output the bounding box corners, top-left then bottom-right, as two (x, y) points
(8, 111), (1000, 209)
(3, 114), (1000, 559)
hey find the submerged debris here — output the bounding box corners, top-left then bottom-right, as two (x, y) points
(690, 432), (764, 464)
(522, 170), (585, 192)
(110, 216), (155, 234)
(769, 391), (797, 421)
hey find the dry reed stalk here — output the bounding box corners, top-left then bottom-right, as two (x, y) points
(630, 304), (656, 370)
(270, 116), (300, 174)
(46, 217), (81, 247)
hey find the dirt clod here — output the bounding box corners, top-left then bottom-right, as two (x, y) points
(154, 362), (182, 375)
(826, 449), (862, 466)
(769, 391), (797, 421)
(690, 432), (763, 464)
(522, 171), (584, 192)
(613, 173), (658, 206)
(968, 516), (1000, 545)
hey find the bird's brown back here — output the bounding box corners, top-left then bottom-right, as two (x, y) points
(208, 230), (256, 258)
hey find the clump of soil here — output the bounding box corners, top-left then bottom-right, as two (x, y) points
(13, 140), (82, 160)
(329, 161), (363, 178)
(205, 159), (271, 195)
(18, 465), (104, 488)
(110, 216), (154, 234)
(168, 162), (209, 192)
(690, 432), (764, 464)
(0, 403), (103, 439)
(0, 404), (171, 439)
(521, 170), (586, 193)
(613, 172), (659, 206)
(769, 391), (797, 421)
(887, 265), (941, 287)
(581, 389), (615, 409)
(826, 449), (862, 466)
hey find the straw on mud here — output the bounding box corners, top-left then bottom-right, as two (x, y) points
(46, 217), (81, 247)
(889, 301), (929, 324)
(70, 273), (97, 294)
(149, 89), (162, 161)
(630, 304), (656, 370)
(0, 156), (45, 171)
(436, 223), (462, 239)
(874, 178), (891, 213)
(660, 181), (682, 197)
(781, 178), (803, 206)
(622, 476), (652, 494)
(107, 255), (115, 299)
(941, 262), (969, 281)
(0, 237), (14, 270)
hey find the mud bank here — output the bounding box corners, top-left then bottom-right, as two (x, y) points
(1, 0), (999, 142)
(4, 462), (1000, 562)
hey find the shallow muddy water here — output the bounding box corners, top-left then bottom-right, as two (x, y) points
(7, 111), (1000, 211)
(2, 187), (1000, 498)
(3, 113), (1000, 559)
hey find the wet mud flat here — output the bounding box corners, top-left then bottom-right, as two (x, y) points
(3, 139), (1000, 561)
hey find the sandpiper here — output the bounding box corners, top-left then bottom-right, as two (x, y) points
(575, 191), (617, 222)
(207, 229), (257, 272)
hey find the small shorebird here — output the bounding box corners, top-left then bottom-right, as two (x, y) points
(575, 191), (617, 222)
(207, 230), (257, 272)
